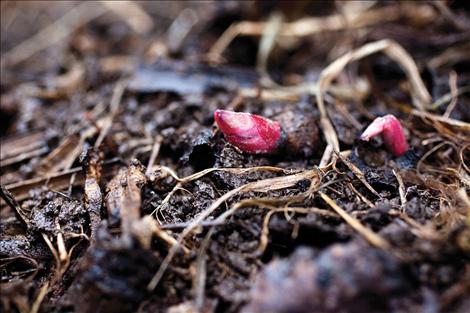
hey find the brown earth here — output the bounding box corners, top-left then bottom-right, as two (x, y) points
(1, 2), (469, 313)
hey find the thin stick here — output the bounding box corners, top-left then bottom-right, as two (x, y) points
(319, 192), (390, 250)
(336, 152), (381, 198)
(95, 80), (126, 148)
(209, 4), (435, 59)
(147, 170), (319, 290)
(30, 282), (50, 313)
(258, 207), (338, 253)
(0, 185), (28, 225)
(388, 209), (439, 240)
(347, 182), (375, 208)
(430, 86), (470, 110)
(411, 109), (470, 131)
(146, 136), (163, 176)
(393, 169), (407, 209)
(256, 12), (283, 85)
(150, 166), (290, 217)
(193, 227), (214, 311)
(159, 220), (228, 230)
(41, 233), (61, 273)
(444, 71), (459, 118)
(147, 185), (245, 290)
(100, 1), (153, 34)
(1, 2), (108, 67)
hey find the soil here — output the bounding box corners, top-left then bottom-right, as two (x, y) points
(1, 2), (470, 313)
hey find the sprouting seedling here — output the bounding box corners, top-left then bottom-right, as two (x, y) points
(360, 114), (408, 157)
(214, 110), (283, 154)
(214, 109), (319, 156)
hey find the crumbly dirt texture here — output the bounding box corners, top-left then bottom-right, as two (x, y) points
(1, 2), (469, 313)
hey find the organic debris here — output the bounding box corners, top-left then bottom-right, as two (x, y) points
(1, 2), (469, 313)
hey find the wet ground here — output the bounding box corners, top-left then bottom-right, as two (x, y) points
(1, 2), (470, 313)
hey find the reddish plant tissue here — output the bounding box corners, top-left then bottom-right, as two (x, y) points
(360, 114), (408, 157)
(214, 109), (282, 154)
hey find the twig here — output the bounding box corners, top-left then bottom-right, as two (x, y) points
(0, 146), (49, 168)
(319, 192), (390, 250)
(147, 185), (245, 290)
(30, 282), (50, 313)
(159, 220), (227, 230)
(258, 207), (338, 253)
(336, 152), (381, 198)
(193, 227), (214, 312)
(428, 43), (470, 69)
(1, 131), (47, 162)
(2, 158), (120, 204)
(41, 234), (61, 274)
(256, 12), (283, 86)
(209, 4), (435, 59)
(167, 8), (199, 53)
(146, 136), (163, 176)
(95, 80), (126, 148)
(444, 71), (459, 118)
(105, 162), (146, 235)
(37, 134), (82, 174)
(411, 109), (470, 131)
(347, 182), (375, 208)
(150, 166), (290, 218)
(431, 1), (468, 31)
(460, 144), (470, 174)
(1, 2), (108, 67)
(83, 149), (103, 240)
(417, 141), (452, 175)
(100, 1), (154, 34)
(388, 209), (439, 240)
(430, 86), (470, 110)
(392, 169), (407, 209)
(147, 169), (319, 290)
(0, 185), (29, 225)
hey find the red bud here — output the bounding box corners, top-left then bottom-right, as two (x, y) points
(214, 110), (282, 154)
(360, 114), (408, 157)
